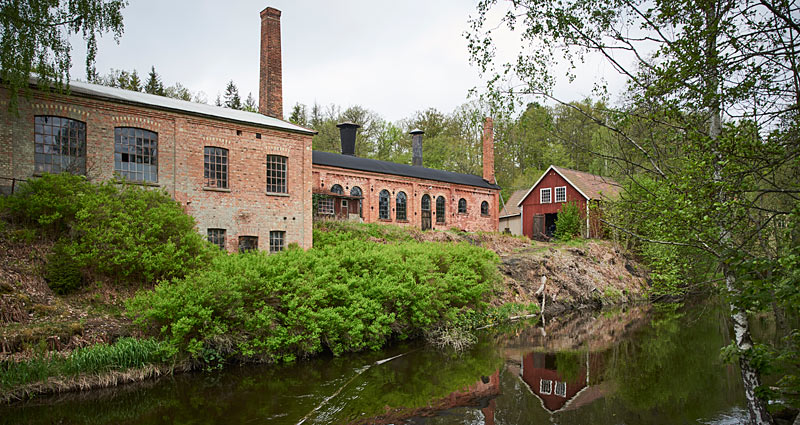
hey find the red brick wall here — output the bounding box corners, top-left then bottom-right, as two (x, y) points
(519, 169), (588, 239)
(313, 165), (499, 232)
(0, 86), (313, 251)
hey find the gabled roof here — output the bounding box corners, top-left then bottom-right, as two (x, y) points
(517, 165), (620, 206)
(35, 79), (316, 135)
(312, 150), (501, 190)
(499, 189), (528, 218)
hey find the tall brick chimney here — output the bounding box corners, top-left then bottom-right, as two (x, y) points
(259, 7), (283, 119)
(482, 117), (495, 184)
(410, 129), (424, 166)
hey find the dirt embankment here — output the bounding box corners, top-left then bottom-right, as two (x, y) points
(494, 240), (650, 313)
(0, 233), (134, 361)
(403, 229), (650, 313)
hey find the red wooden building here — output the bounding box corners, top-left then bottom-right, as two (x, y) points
(517, 165), (619, 239)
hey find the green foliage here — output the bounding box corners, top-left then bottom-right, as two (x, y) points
(0, 338), (169, 391)
(1, 173), (216, 284)
(127, 228), (499, 362)
(45, 240), (83, 294)
(0, 0), (126, 112)
(312, 220), (415, 247)
(554, 201), (582, 241)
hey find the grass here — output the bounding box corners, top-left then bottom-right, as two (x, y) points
(0, 337), (169, 392)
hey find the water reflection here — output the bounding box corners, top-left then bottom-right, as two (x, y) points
(1, 301), (750, 425)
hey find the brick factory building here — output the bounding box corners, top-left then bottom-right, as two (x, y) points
(310, 119), (501, 232)
(0, 9), (315, 253)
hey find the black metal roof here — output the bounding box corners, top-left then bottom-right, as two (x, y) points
(312, 150), (501, 190)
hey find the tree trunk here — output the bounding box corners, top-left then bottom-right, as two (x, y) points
(705, 2), (773, 421)
(724, 266), (774, 425)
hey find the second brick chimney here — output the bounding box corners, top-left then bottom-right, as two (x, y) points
(259, 7), (283, 119)
(482, 117), (495, 184)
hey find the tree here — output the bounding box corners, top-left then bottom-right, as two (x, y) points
(468, 0), (799, 423)
(0, 0), (126, 111)
(144, 66), (164, 96)
(289, 102), (308, 126)
(222, 80), (241, 110)
(242, 92), (257, 112)
(127, 69), (141, 92)
(165, 82), (192, 101)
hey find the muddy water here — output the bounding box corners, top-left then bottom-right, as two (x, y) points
(1, 301), (749, 424)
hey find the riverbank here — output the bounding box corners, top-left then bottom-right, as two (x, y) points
(1, 220), (649, 402)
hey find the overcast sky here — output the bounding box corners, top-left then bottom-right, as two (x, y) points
(70, 0), (627, 122)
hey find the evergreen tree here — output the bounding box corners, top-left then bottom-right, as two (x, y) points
(222, 80), (242, 110)
(128, 70), (142, 92)
(144, 66), (164, 96)
(289, 103), (308, 126)
(243, 92), (257, 112)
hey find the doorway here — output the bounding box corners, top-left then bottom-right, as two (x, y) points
(421, 194), (431, 231)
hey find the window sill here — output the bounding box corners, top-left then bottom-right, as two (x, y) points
(481, 214), (491, 217)
(378, 219), (392, 222)
(117, 180), (160, 187)
(266, 191), (290, 197)
(458, 212), (469, 216)
(203, 186), (231, 192)
(396, 219), (409, 223)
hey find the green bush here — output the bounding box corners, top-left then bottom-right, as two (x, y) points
(0, 173), (92, 234)
(127, 235), (499, 362)
(45, 241), (83, 294)
(555, 201), (582, 241)
(1, 173), (216, 285)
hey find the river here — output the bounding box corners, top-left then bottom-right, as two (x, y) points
(1, 300), (752, 424)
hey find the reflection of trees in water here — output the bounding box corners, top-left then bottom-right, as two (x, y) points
(603, 302), (743, 422)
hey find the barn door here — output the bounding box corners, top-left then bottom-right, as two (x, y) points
(533, 214), (545, 238)
(421, 194), (432, 231)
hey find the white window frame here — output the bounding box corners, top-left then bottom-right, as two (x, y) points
(540, 379), (553, 395)
(555, 381), (567, 397)
(555, 186), (567, 203)
(540, 188), (552, 204)
(318, 197), (334, 215)
(341, 199), (348, 209)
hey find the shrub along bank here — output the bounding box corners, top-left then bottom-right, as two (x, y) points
(126, 232), (501, 364)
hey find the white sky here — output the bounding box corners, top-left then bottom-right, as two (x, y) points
(69, 0), (629, 122)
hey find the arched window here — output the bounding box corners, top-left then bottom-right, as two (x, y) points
(458, 198), (467, 214)
(436, 196), (446, 224)
(351, 186), (363, 217)
(421, 194), (432, 230)
(35, 116), (87, 175)
(396, 191), (407, 220)
(379, 189), (390, 220)
(115, 127), (158, 183)
(330, 184), (344, 195)
(481, 201), (489, 216)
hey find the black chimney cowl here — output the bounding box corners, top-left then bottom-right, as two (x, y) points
(337, 122), (360, 156)
(410, 129), (424, 167)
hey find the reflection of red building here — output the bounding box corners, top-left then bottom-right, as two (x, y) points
(521, 352), (587, 412)
(519, 352), (606, 413)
